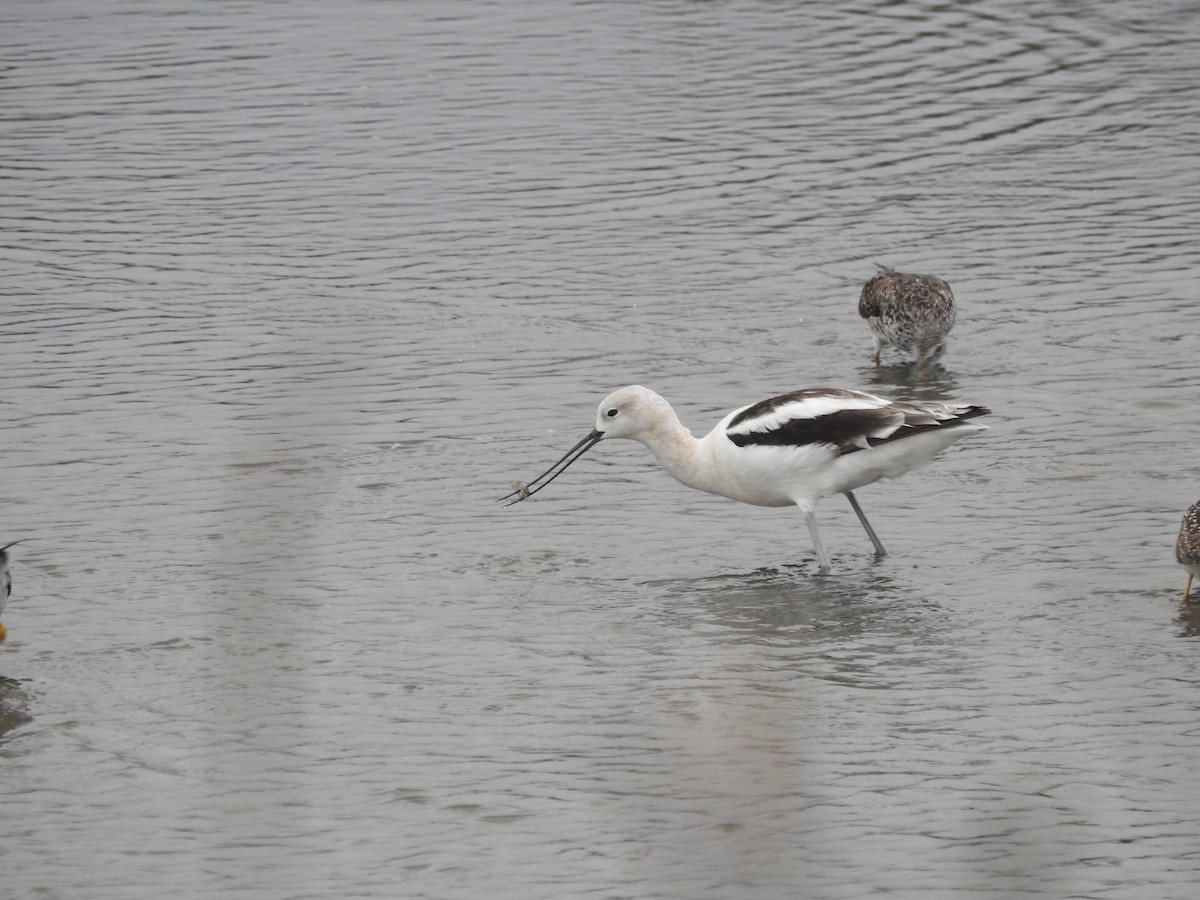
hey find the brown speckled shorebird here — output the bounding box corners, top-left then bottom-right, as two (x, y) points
(1176, 499), (1200, 603)
(0, 542), (16, 643)
(858, 266), (957, 373)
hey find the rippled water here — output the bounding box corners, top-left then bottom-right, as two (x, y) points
(4, 0), (1200, 897)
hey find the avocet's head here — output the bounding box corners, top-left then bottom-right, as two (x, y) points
(500, 385), (671, 507)
(593, 385), (672, 440)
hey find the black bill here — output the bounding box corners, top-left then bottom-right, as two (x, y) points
(499, 429), (605, 507)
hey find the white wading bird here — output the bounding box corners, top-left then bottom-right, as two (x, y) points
(503, 385), (990, 573)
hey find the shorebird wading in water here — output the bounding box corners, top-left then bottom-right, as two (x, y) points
(0, 542), (18, 643)
(1176, 499), (1200, 603)
(858, 266), (957, 373)
(502, 386), (990, 573)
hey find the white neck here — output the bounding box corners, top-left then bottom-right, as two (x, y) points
(634, 416), (719, 495)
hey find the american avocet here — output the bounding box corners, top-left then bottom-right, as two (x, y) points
(0, 542), (17, 643)
(859, 266), (956, 372)
(1176, 500), (1200, 603)
(502, 386), (990, 573)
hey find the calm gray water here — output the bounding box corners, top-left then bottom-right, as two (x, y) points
(3, 1), (1200, 897)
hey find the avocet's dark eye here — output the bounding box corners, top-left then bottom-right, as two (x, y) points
(606, 408), (619, 417)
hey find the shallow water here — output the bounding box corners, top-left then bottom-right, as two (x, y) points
(3, 0), (1200, 897)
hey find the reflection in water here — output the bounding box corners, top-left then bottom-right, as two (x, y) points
(1174, 599), (1200, 638)
(861, 361), (964, 399)
(0, 677), (33, 740)
(645, 564), (961, 690)
(648, 564), (910, 636)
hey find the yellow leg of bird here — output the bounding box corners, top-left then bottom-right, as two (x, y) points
(0, 621), (6, 643)
(1184, 573), (1194, 604)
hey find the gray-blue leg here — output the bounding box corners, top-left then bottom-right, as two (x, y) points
(803, 507), (833, 574)
(845, 490), (887, 558)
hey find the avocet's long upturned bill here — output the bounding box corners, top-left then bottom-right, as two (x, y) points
(501, 386), (990, 572)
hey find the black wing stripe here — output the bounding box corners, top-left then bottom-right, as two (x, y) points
(728, 403), (990, 453)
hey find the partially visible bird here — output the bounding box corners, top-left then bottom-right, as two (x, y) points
(1176, 499), (1200, 603)
(0, 542), (17, 643)
(501, 385), (990, 573)
(858, 266), (957, 372)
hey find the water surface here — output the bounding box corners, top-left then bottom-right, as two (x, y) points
(3, 1), (1200, 897)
